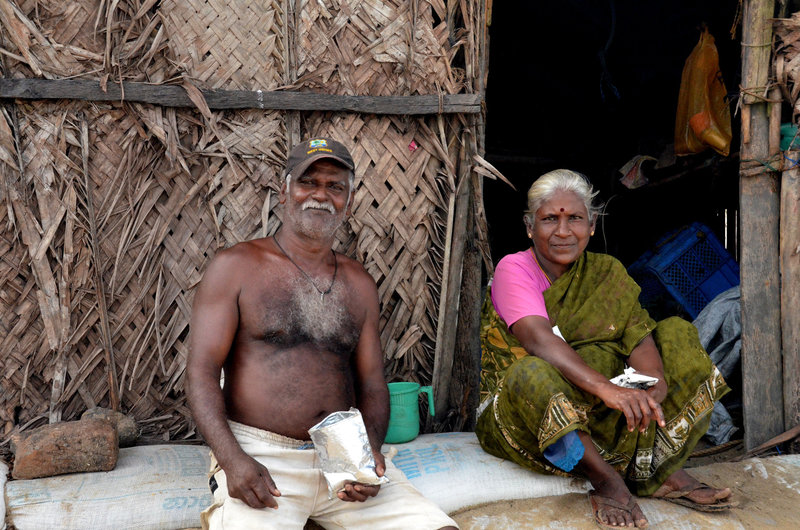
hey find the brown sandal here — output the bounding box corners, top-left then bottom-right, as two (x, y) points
(589, 491), (649, 528)
(653, 482), (738, 512)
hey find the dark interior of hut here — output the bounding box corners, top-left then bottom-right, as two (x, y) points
(483, 1), (746, 437)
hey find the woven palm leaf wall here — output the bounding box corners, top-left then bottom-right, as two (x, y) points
(0, 0), (486, 442)
(775, 12), (800, 120)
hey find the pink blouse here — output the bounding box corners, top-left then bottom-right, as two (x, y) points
(490, 249), (551, 326)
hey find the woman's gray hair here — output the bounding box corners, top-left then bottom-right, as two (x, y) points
(524, 169), (602, 225)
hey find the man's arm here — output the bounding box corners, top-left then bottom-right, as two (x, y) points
(338, 266), (389, 502)
(187, 249), (281, 509)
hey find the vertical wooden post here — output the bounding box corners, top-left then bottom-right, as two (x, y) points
(781, 150), (800, 434)
(284, 0), (301, 156)
(450, 168), (483, 431)
(443, 0), (492, 432)
(432, 136), (471, 424)
(739, 0), (783, 450)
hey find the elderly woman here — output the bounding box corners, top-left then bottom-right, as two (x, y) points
(476, 170), (734, 528)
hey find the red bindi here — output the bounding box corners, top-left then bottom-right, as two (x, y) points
(560, 207), (565, 212)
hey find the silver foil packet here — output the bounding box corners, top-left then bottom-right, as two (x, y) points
(610, 367), (659, 389)
(308, 408), (388, 497)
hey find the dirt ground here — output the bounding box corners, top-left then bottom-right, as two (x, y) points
(451, 452), (800, 529)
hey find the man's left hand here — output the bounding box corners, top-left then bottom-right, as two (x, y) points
(336, 448), (386, 502)
(337, 481), (381, 502)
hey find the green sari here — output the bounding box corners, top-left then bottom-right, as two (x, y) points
(476, 251), (729, 495)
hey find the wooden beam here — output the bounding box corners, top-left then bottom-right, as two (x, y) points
(781, 152), (800, 433)
(739, 0), (783, 450)
(0, 78), (482, 114)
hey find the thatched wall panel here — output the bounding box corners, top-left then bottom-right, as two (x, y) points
(0, 0), (483, 441)
(3, 0), (173, 81)
(295, 0), (465, 95)
(0, 97), (288, 437)
(0, 231), (35, 431)
(162, 0), (287, 89)
(775, 13), (800, 120)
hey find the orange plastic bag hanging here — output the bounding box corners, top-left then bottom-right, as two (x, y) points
(674, 28), (732, 156)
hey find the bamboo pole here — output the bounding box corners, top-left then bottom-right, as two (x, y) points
(81, 116), (120, 411)
(285, 1), (301, 156)
(781, 149), (800, 435)
(739, 0), (783, 450)
(451, 143), (483, 431)
(432, 134), (470, 423)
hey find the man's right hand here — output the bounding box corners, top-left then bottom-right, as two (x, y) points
(224, 454), (281, 509)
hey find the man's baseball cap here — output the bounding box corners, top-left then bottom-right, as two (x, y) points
(284, 137), (355, 179)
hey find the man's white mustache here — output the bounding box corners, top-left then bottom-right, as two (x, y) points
(301, 200), (335, 214)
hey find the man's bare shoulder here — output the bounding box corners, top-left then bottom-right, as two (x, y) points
(210, 238), (272, 264)
(336, 253), (377, 288)
(200, 238), (274, 284)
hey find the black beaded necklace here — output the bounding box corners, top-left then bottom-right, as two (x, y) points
(273, 234), (338, 300)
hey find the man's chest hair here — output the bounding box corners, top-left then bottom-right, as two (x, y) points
(244, 280), (361, 356)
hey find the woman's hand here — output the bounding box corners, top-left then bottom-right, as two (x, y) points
(646, 379), (668, 405)
(597, 382), (666, 433)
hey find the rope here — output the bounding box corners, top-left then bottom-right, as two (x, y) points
(739, 84), (782, 103)
(689, 438), (742, 458)
(741, 155), (783, 173)
(784, 153), (800, 169)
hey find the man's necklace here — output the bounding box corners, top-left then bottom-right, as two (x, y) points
(273, 235), (338, 301)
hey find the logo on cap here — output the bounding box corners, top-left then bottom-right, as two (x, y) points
(309, 139), (328, 149)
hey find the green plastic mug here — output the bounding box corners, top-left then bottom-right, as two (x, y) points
(384, 382), (434, 443)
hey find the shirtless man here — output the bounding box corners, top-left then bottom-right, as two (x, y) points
(188, 137), (457, 529)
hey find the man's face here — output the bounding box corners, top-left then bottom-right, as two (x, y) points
(280, 159), (352, 239)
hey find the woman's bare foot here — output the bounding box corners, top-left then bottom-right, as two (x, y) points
(576, 431), (648, 527)
(590, 477), (649, 528)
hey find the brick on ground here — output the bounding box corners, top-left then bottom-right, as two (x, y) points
(11, 417), (118, 479)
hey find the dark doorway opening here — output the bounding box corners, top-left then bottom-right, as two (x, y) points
(483, 1), (741, 268)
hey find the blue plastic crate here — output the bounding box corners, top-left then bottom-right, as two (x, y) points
(627, 250), (661, 303)
(628, 223), (739, 319)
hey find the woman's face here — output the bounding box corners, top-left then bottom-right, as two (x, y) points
(527, 190), (595, 279)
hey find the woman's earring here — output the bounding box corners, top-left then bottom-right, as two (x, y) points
(591, 231), (595, 236)
(527, 232), (532, 238)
